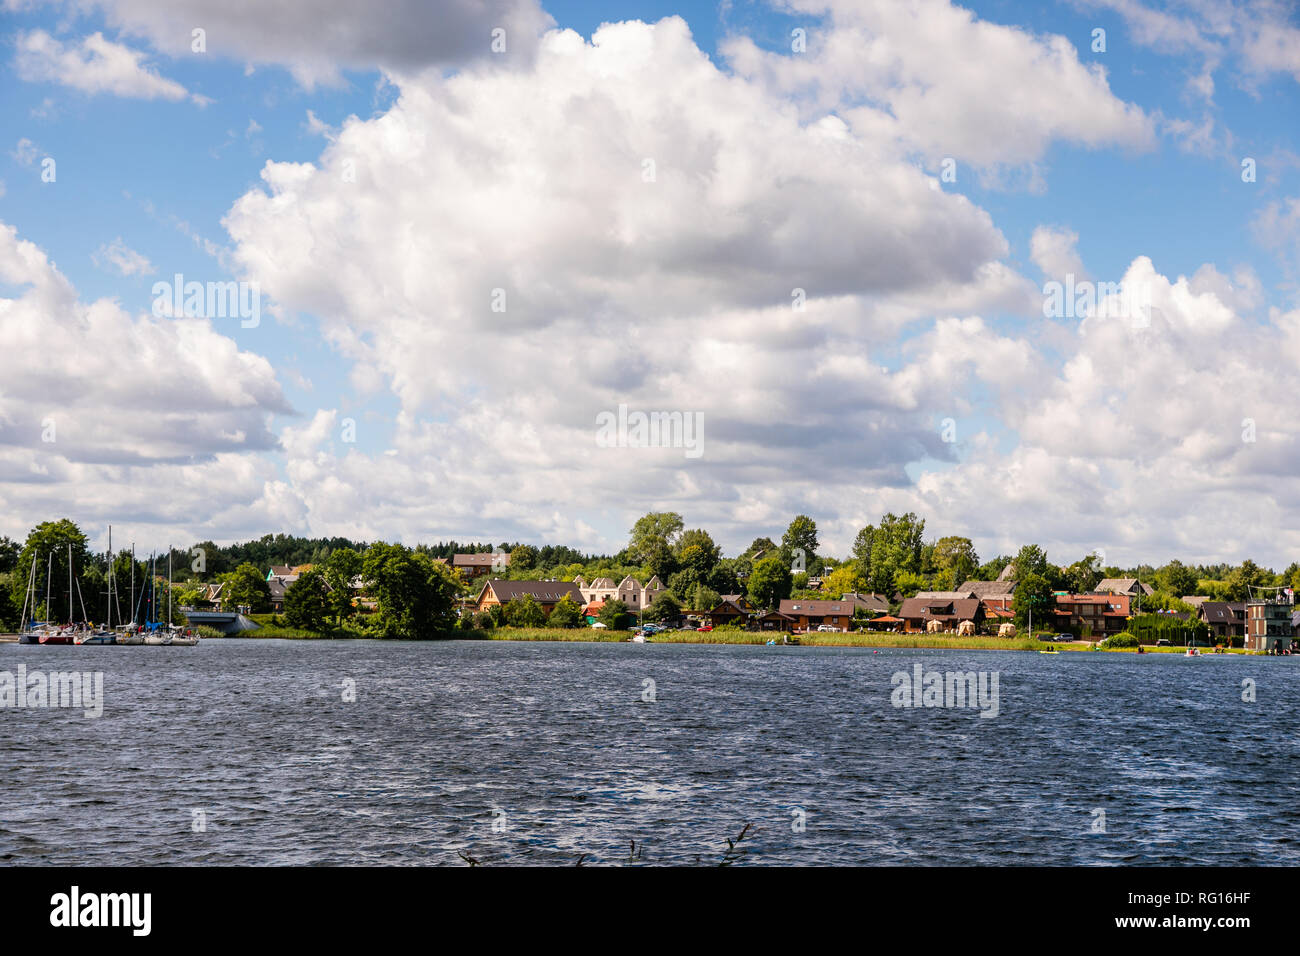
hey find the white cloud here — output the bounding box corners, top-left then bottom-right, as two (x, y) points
(11, 137), (39, 166)
(14, 30), (197, 102)
(0, 221), (290, 468)
(722, 0), (1155, 169)
(92, 237), (154, 276)
(1030, 226), (1088, 281)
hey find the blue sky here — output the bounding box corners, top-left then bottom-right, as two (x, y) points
(1, 0), (1298, 567)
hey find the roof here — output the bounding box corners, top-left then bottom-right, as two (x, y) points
(898, 597), (984, 621)
(996, 563), (1017, 582)
(1181, 595), (1209, 607)
(267, 565), (293, 577)
(1198, 601), (1244, 624)
(709, 599), (750, 616)
(914, 590), (978, 600)
(778, 599), (855, 615)
(586, 577), (617, 589)
(842, 592), (890, 611)
(1095, 578), (1155, 596)
(454, 552), (510, 568)
(959, 580), (1017, 597)
(481, 579), (582, 604)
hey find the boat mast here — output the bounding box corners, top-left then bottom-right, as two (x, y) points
(68, 542), (72, 625)
(130, 544), (135, 626)
(167, 545), (172, 627)
(106, 526), (112, 630)
(45, 551), (53, 624)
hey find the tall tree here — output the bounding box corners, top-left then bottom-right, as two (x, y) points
(933, 536), (980, 586)
(284, 569), (331, 631)
(747, 554), (793, 610)
(864, 512), (925, 594)
(1013, 572), (1055, 631)
(781, 515), (820, 571)
(11, 519), (91, 622)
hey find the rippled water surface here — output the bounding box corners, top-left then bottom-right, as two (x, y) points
(2, 639), (1297, 865)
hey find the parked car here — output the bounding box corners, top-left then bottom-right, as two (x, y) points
(591, 622), (607, 629)
(816, 624), (839, 632)
(696, 624), (713, 632)
(1155, 638), (1170, 646)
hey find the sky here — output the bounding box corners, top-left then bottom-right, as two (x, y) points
(0, 0), (1298, 568)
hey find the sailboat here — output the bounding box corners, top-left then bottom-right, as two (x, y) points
(16, 552), (55, 644)
(141, 548), (198, 646)
(37, 550), (74, 644)
(75, 528), (118, 644)
(117, 543), (145, 644)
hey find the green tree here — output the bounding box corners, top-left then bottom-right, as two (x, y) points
(509, 545), (538, 573)
(1013, 544), (1050, 582)
(1224, 559), (1270, 601)
(1013, 572), (1055, 631)
(323, 547), (363, 624)
(1156, 559), (1198, 598)
(505, 593), (548, 628)
(747, 554), (793, 610)
(284, 569), (331, 631)
(1064, 553), (1103, 594)
(0, 536), (19, 575)
(781, 515), (819, 572)
(548, 594), (583, 628)
(599, 598), (632, 629)
(643, 591), (682, 623)
(11, 519), (91, 623)
(628, 512), (685, 562)
(361, 542), (459, 639)
(864, 512), (925, 594)
(220, 562), (273, 613)
(933, 536), (979, 587)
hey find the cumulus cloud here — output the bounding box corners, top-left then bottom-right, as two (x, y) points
(14, 30), (199, 102)
(86, 0), (554, 87)
(206, 17), (1044, 551)
(722, 0), (1155, 169)
(0, 222), (290, 469)
(1030, 226), (1088, 281)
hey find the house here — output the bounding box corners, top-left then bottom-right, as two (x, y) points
(266, 565), (294, 581)
(1245, 596), (1293, 652)
(753, 610), (795, 631)
(267, 574), (297, 612)
(898, 598), (984, 633)
(707, 599), (750, 628)
(720, 594), (755, 612)
(1054, 593), (1131, 639)
(842, 592), (890, 615)
(473, 579), (583, 615)
(1095, 578), (1155, 599)
(913, 590), (978, 601)
(1181, 595), (1210, 609)
(777, 599), (856, 632)
(454, 552), (509, 579)
(1197, 601), (1246, 641)
(618, 575), (665, 613)
(577, 577), (619, 604)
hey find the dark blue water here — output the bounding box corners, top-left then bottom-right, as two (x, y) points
(1, 639), (1296, 865)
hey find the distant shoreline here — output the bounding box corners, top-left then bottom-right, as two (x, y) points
(24, 626), (1254, 654)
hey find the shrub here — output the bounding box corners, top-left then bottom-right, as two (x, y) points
(1101, 632), (1141, 648)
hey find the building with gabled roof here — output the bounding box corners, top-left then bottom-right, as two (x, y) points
(474, 579), (582, 614)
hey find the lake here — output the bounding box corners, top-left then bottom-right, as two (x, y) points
(1, 639), (1296, 865)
